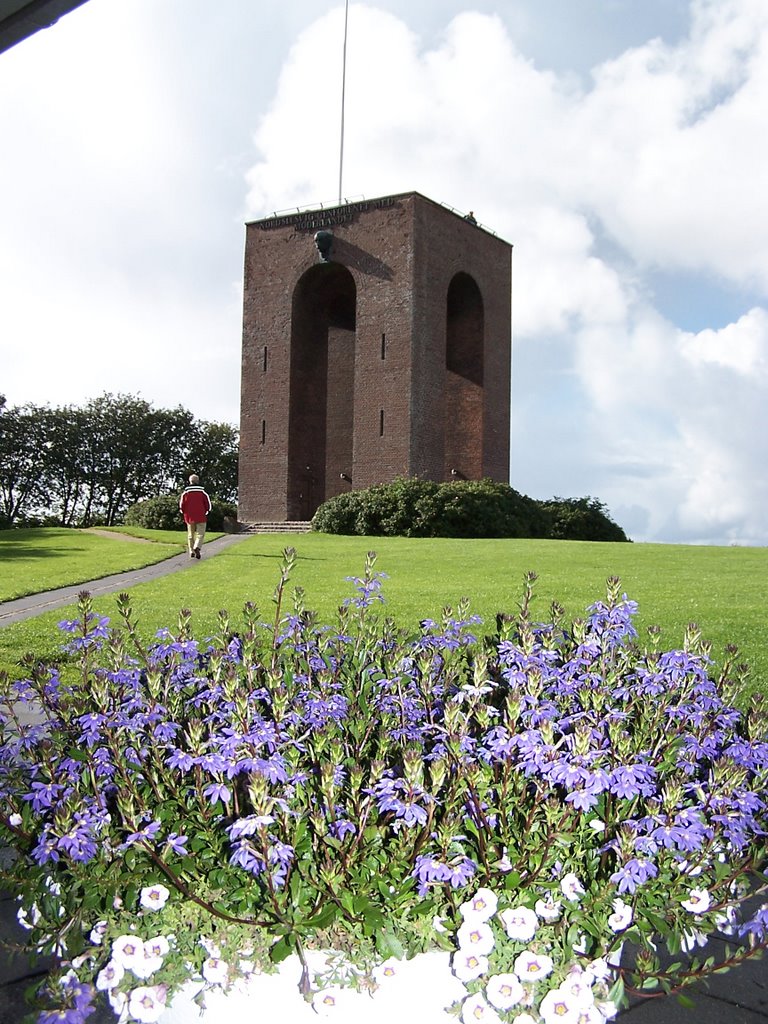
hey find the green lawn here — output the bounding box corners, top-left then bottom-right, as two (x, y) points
(0, 527), (223, 602)
(0, 532), (765, 701)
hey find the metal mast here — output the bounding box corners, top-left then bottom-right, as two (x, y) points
(338, 0), (350, 202)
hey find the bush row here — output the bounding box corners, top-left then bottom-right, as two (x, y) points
(123, 494), (238, 532)
(311, 478), (629, 541)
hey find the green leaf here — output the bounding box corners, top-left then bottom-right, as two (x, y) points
(270, 935), (295, 963)
(362, 907), (386, 935)
(677, 994), (696, 1009)
(300, 904), (337, 931)
(502, 870), (521, 890)
(375, 929), (405, 959)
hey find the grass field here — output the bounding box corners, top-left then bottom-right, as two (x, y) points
(0, 527), (223, 602)
(0, 530), (765, 700)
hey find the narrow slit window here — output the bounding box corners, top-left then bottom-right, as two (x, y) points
(379, 409), (385, 436)
(381, 333), (386, 360)
(261, 419), (266, 445)
(263, 346), (268, 372)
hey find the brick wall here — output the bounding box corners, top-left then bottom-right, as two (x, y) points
(238, 192), (512, 523)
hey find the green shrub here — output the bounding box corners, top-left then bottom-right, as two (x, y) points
(124, 495), (237, 532)
(312, 478), (555, 539)
(538, 496), (629, 542)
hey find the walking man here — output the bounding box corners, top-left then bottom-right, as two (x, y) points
(179, 474), (211, 559)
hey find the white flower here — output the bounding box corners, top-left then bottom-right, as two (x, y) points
(571, 933), (589, 955)
(89, 920), (108, 945)
(675, 859), (703, 877)
(433, 914), (450, 933)
(558, 968), (595, 1009)
(139, 884), (170, 912)
(607, 898), (633, 932)
(495, 850), (514, 872)
(535, 897), (563, 922)
(372, 958), (400, 983)
(17, 903), (40, 930)
(112, 935), (146, 972)
(594, 998), (619, 1020)
(588, 819), (606, 833)
(513, 950), (554, 982)
(585, 958), (612, 984)
(457, 920), (496, 955)
(680, 928), (708, 952)
(460, 888), (499, 923)
(127, 984), (166, 1023)
(714, 906), (739, 936)
(511, 1016), (538, 1024)
(199, 935), (221, 957)
(202, 956), (229, 985)
(560, 872), (586, 903)
(681, 888), (711, 914)
(486, 972), (525, 1010)
(461, 992), (503, 1023)
(238, 958), (256, 976)
(539, 987), (580, 1023)
(500, 906), (538, 942)
(126, 935), (170, 979)
(131, 954), (163, 981)
(575, 1007), (608, 1023)
(312, 986), (355, 1016)
(108, 988), (128, 1016)
(144, 935), (170, 960)
(8, 812), (22, 827)
(96, 959), (125, 991)
(452, 949), (490, 982)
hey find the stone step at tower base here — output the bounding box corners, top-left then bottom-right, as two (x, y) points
(239, 521), (313, 534)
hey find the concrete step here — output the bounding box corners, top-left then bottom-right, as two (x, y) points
(240, 522), (313, 534)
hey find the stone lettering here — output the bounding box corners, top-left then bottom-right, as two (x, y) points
(254, 196), (397, 232)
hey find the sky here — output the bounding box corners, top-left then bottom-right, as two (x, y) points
(1, 0), (767, 546)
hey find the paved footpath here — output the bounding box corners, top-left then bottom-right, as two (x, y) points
(0, 533), (249, 628)
(1, 534), (767, 1021)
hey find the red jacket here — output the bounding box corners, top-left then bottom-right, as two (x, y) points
(179, 485), (211, 523)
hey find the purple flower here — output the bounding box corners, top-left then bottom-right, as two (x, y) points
(739, 904), (768, 941)
(610, 857), (658, 894)
(24, 781), (64, 812)
(445, 856), (477, 888)
(369, 776), (434, 828)
(165, 832), (188, 855)
(202, 781), (231, 805)
(610, 763), (657, 799)
(229, 840), (264, 875)
(413, 855), (451, 896)
(329, 819), (356, 840)
(123, 819), (162, 848)
(165, 748), (194, 772)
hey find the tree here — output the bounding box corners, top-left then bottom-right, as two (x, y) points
(184, 420), (239, 505)
(0, 403), (51, 524)
(0, 393), (239, 527)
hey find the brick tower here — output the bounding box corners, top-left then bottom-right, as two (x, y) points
(238, 191), (512, 523)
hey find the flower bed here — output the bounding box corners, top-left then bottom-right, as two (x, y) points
(1, 551), (767, 1023)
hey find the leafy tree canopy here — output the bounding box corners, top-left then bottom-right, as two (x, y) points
(0, 393), (238, 528)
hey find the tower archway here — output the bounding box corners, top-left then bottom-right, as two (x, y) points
(445, 271), (484, 480)
(288, 262), (357, 519)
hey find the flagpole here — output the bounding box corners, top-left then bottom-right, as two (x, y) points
(338, 0), (350, 203)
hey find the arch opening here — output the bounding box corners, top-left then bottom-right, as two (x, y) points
(445, 272), (484, 480)
(288, 263), (357, 519)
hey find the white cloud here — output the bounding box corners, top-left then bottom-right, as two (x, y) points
(243, 1), (768, 544)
